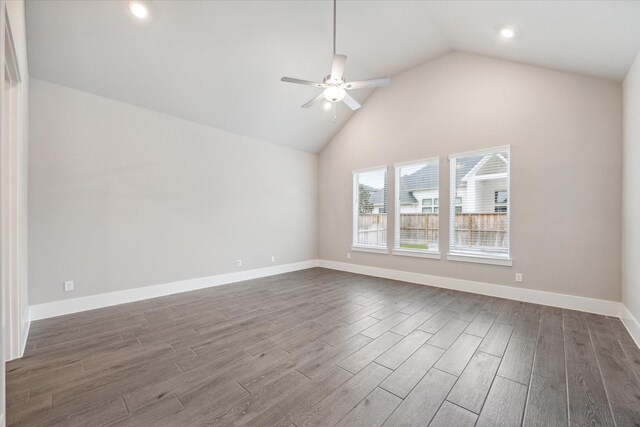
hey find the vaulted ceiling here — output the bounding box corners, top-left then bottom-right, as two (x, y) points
(26, 1), (640, 153)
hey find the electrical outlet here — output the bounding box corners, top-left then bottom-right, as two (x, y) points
(237, 259), (242, 267)
(347, 252), (351, 260)
(64, 281), (74, 292)
(515, 273), (523, 283)
(271, 255), (276, 263)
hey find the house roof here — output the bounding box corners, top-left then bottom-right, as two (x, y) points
(362, 155), (495, 206)
(396, 156), (485, 204)
(398, 163), (439, 204)
(461, 153), (509, 181)
(455, 155), (486, 184)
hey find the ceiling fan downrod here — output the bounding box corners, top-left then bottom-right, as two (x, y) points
(280, 0), (391, 111)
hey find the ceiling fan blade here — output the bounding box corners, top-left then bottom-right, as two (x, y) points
(342, 93), (361, 111)
(301, 92), (325, 108)
(330, 54), (346, 81)
(344, 77), (390, 90)
(281, 77), (325, 88)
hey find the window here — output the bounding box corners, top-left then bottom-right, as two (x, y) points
(448, 147), (511, 265)
(494, 190), (508, 213)
(353, 167), (387, 252)
(421, 198), (433, 213)
(495, 190), (508, 203)
(454, 196), (462, 213)
(394, 158), (439, 257)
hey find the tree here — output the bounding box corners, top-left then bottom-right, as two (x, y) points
(359, 185), (374, 214)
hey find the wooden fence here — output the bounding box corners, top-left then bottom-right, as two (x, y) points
(397, 213), (438, 249)
(357, 214), (387, 246)
(453, 213), (508, 249)
(357, 213), (507, 249)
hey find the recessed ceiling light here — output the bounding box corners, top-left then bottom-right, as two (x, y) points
(323, 102), (332, 110)
(500, 28), (516, 39)
(129, 2), (149, 19)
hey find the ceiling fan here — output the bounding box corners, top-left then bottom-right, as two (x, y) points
(281, 0), (390, 111)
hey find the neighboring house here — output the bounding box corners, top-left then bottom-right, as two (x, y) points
(398, 162), (440, 213)
(393, 153), (509, 214)
(458, 153), (509, 214)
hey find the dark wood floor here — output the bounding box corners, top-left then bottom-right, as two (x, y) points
(6, 268), (640, 426)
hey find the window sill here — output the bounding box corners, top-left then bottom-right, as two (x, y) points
(351, 245), (389, 255)
(447, 253), (513, 266)
(393, 249), (441, 259)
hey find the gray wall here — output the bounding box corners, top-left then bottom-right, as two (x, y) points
(319, 52), (622, 302)
(29, 79), (318, 305)
(623, 52), (640, 321)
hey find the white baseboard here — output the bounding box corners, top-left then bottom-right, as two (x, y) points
(29, 260), (320, 321)
(26, 259), (639, 351)
(620, 304), (640, 348)
(20, 307), (31, 357)
(318, 260), (621, 317)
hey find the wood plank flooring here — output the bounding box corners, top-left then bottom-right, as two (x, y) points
(6, 267), (640, 426)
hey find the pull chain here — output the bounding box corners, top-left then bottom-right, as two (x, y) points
(332, 0), (337, 124)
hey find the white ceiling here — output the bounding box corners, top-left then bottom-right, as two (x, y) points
(26, 1), (640, 153)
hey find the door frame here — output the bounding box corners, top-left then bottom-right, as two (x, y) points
(2, 2), (22, 363)
(0, 1), (23, 423)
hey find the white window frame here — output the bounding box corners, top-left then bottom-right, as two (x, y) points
(393, 158), (441, 260)
(352, 166), (389, 254)
(447, 146), (512, 266)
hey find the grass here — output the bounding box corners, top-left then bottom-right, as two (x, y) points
(400, 243), (429, 250)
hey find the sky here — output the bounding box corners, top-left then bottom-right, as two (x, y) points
(358, 169), (386, 189)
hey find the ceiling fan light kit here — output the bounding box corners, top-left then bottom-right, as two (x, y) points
(281, 0), (390, 112)
(323, 85), (346, 102)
